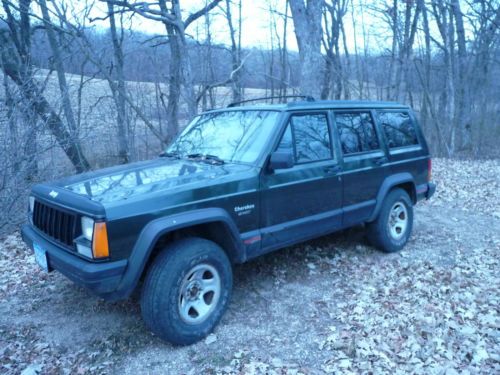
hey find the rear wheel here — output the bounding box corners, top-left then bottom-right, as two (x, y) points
(140, 237), (232, 345)
(366, 188), (413, 253)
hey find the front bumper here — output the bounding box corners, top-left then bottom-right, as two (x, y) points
(21, 224), (127, 299)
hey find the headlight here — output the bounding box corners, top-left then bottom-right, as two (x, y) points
(76, 243), (93, 258)
(29, 196), (35, 213)
(81, 216), (94, 241)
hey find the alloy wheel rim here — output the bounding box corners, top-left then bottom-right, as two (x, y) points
(178, 263), (221, 324)
(388, 201), (408, 240)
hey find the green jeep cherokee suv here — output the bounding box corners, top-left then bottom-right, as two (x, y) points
(22, 99), (436, 345)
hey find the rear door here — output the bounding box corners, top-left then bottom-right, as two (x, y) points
(332, 110), (389, 226)
(259, 111), (343, 252)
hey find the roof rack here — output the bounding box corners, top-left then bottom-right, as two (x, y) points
(227, 95), (315, 108)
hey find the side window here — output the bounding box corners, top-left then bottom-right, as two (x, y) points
(378, 111), (419, 148)
(335, 112), (380, 154)
(291, 114), (332, 163)
(275, 114), (333, 164)
(276, 125), (293, 152)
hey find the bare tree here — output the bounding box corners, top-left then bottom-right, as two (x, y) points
(224, 0), (243, 102)
(289, 0), (324, 98)
(322, 0), (349, 99)
(107, 0), (223, 138)
(106, 0), (130, 163)
(394, 0), (421, 102)
(0, 0), (90, 172)
(466, 0), (500, 156)
(53, 4), (167, 145)
(450, 0), (470, 151)
(39, 0), (78, 134)
(279, 0), (290, 98)
(379, 0), (421, 101)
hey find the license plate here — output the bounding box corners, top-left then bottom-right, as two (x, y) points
(33, 243), (49, 272)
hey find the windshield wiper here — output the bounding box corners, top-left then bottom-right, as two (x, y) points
(159, 151), (180, 159)
(186, 153), (225, 165)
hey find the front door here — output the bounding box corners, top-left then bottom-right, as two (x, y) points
(260, 112), (343, 252)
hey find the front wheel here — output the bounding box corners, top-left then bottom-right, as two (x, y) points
(140, 237), (232, 345)
(366, 188), (413, 253)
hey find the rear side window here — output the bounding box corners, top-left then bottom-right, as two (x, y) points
(335, 112), (380, 154)
(378, 111), (419, 148)
(276, 113), (332, 163)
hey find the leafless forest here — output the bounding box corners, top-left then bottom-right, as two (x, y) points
(0, 0), (499, 233)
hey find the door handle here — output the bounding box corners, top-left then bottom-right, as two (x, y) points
(324, 165), (342, 175)
(375, 157), (388, 166)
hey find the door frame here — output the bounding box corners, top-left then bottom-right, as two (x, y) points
(256, 109), (343, 255)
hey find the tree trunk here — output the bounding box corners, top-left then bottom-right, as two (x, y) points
(0, 0), (90, 172)
(164, 22), (182, 139)
(0, 48), (90, 172)
(289, 0), (324, 99)
(419, 0), (434, 151)
(387, 0), (398, 100)
(107, 1), (130, 163)
(323, 1), (347, 100)
(432, 0), (455, 155)
(39, 0), (79, 137)
(225, 0), (242, 103)
(158, 0), (197, 138)
(338, 9), (351, 99)
(279, 0), (289, 98)
(451, 0), (471, 151)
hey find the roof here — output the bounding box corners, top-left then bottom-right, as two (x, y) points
(205, 100), (409, 114)
(286, 100), (409, 110)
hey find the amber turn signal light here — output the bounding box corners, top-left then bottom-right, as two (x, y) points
(92, 222), (109, 258)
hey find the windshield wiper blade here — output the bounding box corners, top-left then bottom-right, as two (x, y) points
(186, 153), (225, 164)
(160, 151), (180, 159)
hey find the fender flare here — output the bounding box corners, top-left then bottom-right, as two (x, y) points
(113, 207), (244, 299)
(367, 173), (416, 222)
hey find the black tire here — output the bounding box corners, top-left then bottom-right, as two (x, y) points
(366, 188), (413, 253)
(140, 237), (232, 345)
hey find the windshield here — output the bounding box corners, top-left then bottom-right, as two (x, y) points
(167, 110), (280, 164)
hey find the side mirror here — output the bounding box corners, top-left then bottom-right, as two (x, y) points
(268, 150), (294, 170)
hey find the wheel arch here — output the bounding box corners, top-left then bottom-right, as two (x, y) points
(368, 173), (416, 222)
(114, 208), (245, 299)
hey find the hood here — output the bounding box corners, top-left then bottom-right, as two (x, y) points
(55, 158), (247, 205)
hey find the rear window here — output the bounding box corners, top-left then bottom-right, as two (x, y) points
(378, 111), (419, 148)
(335, 112), (380, 154)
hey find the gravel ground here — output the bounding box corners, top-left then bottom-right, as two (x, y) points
(0, 158), (499, 375)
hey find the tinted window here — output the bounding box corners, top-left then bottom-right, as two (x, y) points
(291, 114), (332, 163)
(277, 125), (293, 152)
(275, 114), (333, 163)
(336, 112), (379, 154)
(378, 111), (418, 148)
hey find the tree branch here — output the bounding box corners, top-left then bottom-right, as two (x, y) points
(184, 0), (223, 28)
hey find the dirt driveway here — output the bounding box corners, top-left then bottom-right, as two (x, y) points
(1, 159), (499, 374)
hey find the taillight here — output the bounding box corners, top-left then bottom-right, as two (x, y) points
(427, 158), (432, 182)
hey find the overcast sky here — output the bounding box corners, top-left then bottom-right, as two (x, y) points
(28, 0), (463, 55)
(82, 0), (387, 53)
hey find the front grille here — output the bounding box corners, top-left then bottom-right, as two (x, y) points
(33, 200), (77, 247)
